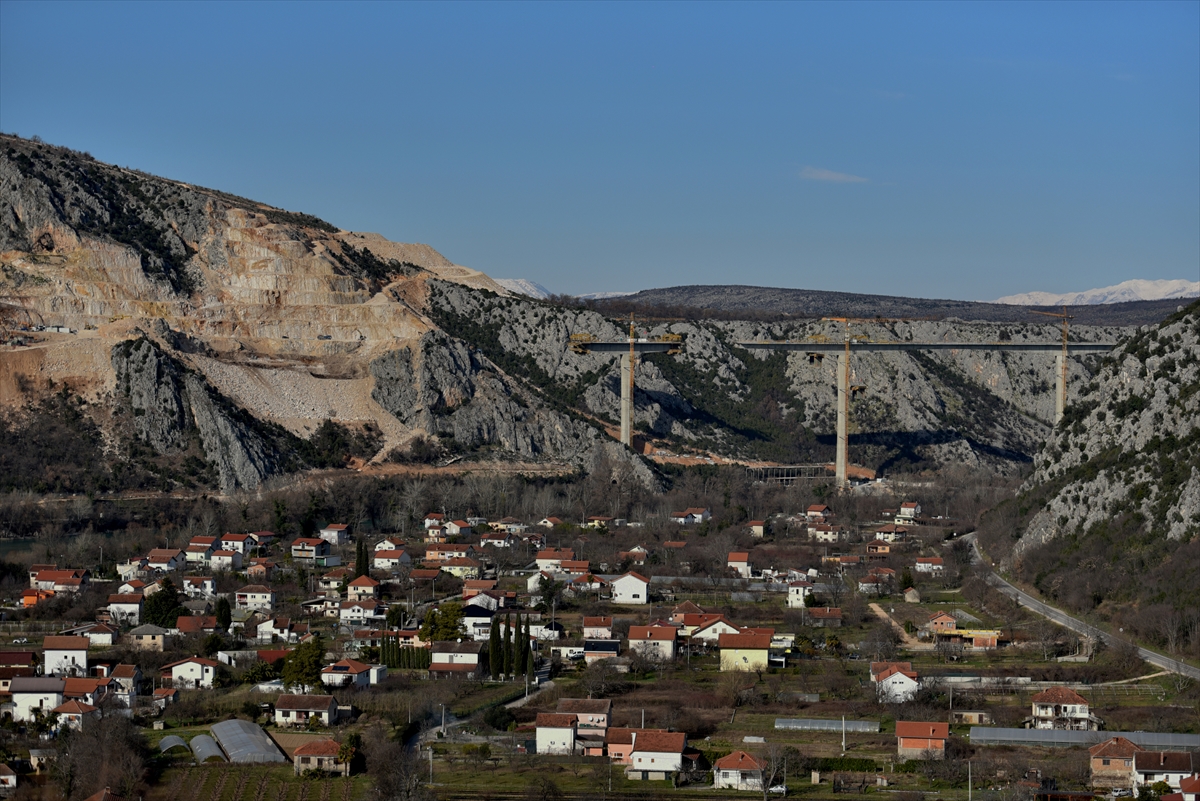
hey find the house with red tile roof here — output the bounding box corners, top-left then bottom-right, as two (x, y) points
(293, 738), (348, 776)
(1089, 737), (1144, 789)
(1030, 686), (1100, 731)
(896, 721), (948, 759)
(714, 750), (767, 791)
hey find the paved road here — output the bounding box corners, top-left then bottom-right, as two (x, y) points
(963, 534), (1200, 681)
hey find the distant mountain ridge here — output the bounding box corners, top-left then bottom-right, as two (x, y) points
(494, 278), (551, 299)
(996, 279), (1200, 307)
(614, 285), (1187, 326)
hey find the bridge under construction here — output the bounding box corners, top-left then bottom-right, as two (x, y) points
(567, 315), (1117, 490)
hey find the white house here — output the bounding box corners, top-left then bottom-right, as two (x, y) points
(478, 531), (513, 548)
(669, 507), (711, 525)
(727, 552), (751, 578)
(897, 502), (921, 521)
(320, 659), (384, 689)
(107, 594), (144, 626)
(210, 550), (243, 572)
(339, 600), (387, 625)
(220, 533), (253, 554)
(583, 616), (613, 639)
(536, 712), (577, 755)
(874, 664), (920, 703)
(52, 699), (100, 731)
(347, 575), (380, 601)
(429, 641), (485, 679)
(9, 677), (65, 722)
(527, 570), (568, 593)
(786, 580), (813, 609)
(319, 524), (350, 546)
(627, 730), (688, 779)
(374, 537), (405, 552)
(185, 543), (214, 565)
(163, 656), (220, 689)
(806, 504), (831, 522)
(914, 557), (944, 574)
(443, 520), (472, 537)
(182, 576), (216, 598)
(275, 694), (338, 728)
(235, 585), (276, 612)
(628, 626), (676, 661)
(373, 549), (410, 571)
(690, 617), (743, 644)
(1133, 752), (1197, 790)
(611, 572), (650, 605)
(423, 513), (446, 529)
(714, 751), (766, 792)
(535, 548), (574, 570)
(146, 548), (186, 572)
(43, 636), (89, 677)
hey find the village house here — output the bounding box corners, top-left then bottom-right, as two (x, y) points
(429, 641), (486, 679)
(346, 575), (380, 601)
(690, 616), (743, 644)
(627, 730), (689, 781)
(1133, 752), (1196, 790)
(319, 567), (355, 594)
(320, 659), (384, 689)
(478, 531), (513, 548)
(443, 519), (472, 536)
(163, 656), (220, 689)
(806, 607), (843, 627)
(426, 544), (477, 563)
(727, 552), (751, 578)
(372, 549), (410, 571)
(339, 600), (387, 626)
(424, 526), (447, 544)
(10, 677), (65, 722)
(219, 533), (253, 554)
(585, 515), (614, 529)
(809, 524), (846, 544)
(275, 694), (338, 728)
(786, 580), (814, 608)
(423, 513), (446, 529)
(441, 557), (482, 579)
(374, 537), (405, 552)
(210, 550), (243, 572)
(865, 539), (892, 557)
(928, 611), (957, 632)
(462, 579), (498, 600)
(806, 504), (831, 522)
(43, 636), (90, 677)
(128, 624), (170, 651)
(293, 738), (348, 777)
(714, 751), (767, 792)
(669, 507), (711, 525)
(896, 721), (948, 759)
(1089, 736), (1144, 789)
(557, 698), (612, 733)
(628, 626), (677, 661)
(177, 616), (221, 637)
(897, 502), (921, 521)
(107, 594), (143, 626)
(186, 542), (214, 565)
(583, 616), (613, 639)
(535, 548), (574, 570)
(1030, 686), (1101, 731)
(182, 576), (216, 598)
(915, 557), (944, 574)
(718, 632), (771, 672)
(236, 585), (277, 612)
(319, 524), (350, 546)
(605, 728), (664, 764)
(611, 572), (650, 605)
(291, 537), (328, 560)
(536, 712), (578, 755)
(876, 523), (909, 542)
(53, 699), (100, 731)
(146, 549), (186, 573)
(747, 520), (767, 538)
(874, 663), (920, 703)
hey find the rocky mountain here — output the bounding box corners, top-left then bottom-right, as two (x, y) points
(995, 278), (1200, 307)
(493, 278), (551, 300)
(0, 133), (1156, 496)
(977, 299), (1199, 626)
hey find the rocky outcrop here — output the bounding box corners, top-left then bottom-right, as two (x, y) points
(111, 336), (290, 492)
(1011, 300), (1200, 559)
(369, 330), (658, 486)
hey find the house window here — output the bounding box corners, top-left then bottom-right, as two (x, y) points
(1103, 760), (1110, 766)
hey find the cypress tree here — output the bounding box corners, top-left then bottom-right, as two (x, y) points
(489, 619), (501, 680)
(502, 615), (513, 678)
(518, 616), (529, 673)
(525, 642), (535, 680)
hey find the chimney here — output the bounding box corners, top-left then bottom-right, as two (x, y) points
(631, 731), (636, 749)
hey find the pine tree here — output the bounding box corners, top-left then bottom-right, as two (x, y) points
(489, 619), (501, 680)
(502, 615), (513, 678)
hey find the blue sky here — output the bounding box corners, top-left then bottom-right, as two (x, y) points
(1, 2), (1197, 299)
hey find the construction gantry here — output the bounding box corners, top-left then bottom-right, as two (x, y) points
(569, 320), (683, 448)
(738, 323), (1116, 490)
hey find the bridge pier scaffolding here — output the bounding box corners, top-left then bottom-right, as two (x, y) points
(620, 353), (633, 447)
(738, 336), (1115, 492)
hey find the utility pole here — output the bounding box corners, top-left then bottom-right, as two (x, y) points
(968, 761), (972, 801)
(428, 746), (433, 785)
(842, 715), (846, 753)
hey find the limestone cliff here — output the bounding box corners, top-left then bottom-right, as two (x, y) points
(1014, 300), (1200, 556)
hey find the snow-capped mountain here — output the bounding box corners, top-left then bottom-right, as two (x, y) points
(995, 279), (1200, 306)
(575, 291), (635, 300)
(494, 278), (552, 300)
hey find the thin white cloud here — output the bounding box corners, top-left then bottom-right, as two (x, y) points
(800, 166), (868, 184)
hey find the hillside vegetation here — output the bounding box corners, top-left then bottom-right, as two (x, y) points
(978, 299), (1200, 654)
